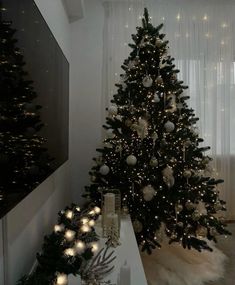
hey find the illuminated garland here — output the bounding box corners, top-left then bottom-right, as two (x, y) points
(17, 203), (101, 285)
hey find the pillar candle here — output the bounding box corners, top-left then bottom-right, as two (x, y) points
(120, 260), (131, 285)
(106, 213), (118, 229)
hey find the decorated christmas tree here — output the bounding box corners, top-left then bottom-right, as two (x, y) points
(0, 7), (52, 200)
(84, 9), (230, 253)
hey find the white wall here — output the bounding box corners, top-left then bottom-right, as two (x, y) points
(0, 1), (71, 284)
(70, 0), (104, 202)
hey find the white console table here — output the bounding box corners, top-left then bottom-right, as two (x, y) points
(69, 215), (148, 285)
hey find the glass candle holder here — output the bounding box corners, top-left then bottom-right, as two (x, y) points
(100, 188), (121, 238)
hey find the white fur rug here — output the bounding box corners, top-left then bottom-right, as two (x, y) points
(141, 240), (227, 285)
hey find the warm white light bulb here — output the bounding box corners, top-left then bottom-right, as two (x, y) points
(65, 210), (73, 219)
(88, 210), (95, 216)
(64, 230), (75, 241)
(76, 207), (81, 212)
(56, 273), (68, 285)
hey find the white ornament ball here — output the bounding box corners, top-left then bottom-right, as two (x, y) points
(108, 105), (118, 116)
(150, 157), (158, 167)
(164, 120), (175, 132)
(154, 93), (160, 103)
(126, 155), (137, 166)
(142, 76), (153, 88)
(99, 164), (110, 175)
(106, 128), (115, 139)
(142, 185), (156, 201)
(132, 220), (143, 233)
(155, 38), (163, 47)
(183, 169), (192, 178)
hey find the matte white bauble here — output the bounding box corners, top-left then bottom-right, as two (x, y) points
(154, 93), (160, 103)
(126, 155), (137, 166)
(99, 164), (110, 175)
(108, 105), (118, 116)
(164, 120), (175, 132)
(142, 76), (153, 87)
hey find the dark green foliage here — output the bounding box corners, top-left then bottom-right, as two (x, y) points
(84, 8), (231, 254)
(17, 204), (100, 284)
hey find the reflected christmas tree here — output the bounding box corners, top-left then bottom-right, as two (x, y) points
(0, 5), (52, 202)
(84, 8), (231, 254)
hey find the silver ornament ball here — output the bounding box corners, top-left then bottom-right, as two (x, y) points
(164, 120), (175, 132)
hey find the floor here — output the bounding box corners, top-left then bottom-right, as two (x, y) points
(207, 223), (235, 285)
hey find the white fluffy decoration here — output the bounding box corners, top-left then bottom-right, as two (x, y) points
(132, 118), (148, 140)
(142, 185), (156, 201)
(141, 239), (227, 285)
(162, 166), (175, 188)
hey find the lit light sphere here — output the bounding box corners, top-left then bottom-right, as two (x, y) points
(65, 210), (73, 219)
(94, 206), (101, 214)
(126, 155), (137, 166)
(54, 224), (65, 233)
(64, 248), (76, 256)
(81, 224), (91, 233)
(64, 230), (76, 241)
(88, 219), (95, 227)
(56, 273), (68, 285)
(75, 240), (85, 253)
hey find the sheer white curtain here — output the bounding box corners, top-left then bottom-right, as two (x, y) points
(102, 0), (235, 219)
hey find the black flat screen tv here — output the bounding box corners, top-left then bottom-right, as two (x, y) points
(0, 0), (69, 218)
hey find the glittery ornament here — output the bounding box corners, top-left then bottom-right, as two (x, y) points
(132, 220), (143, 233)
(155, 76), (163, 85)
(154, 93), (160, 103)
(196, 226), (207, 237)
(183, 169), (192, 178)
(142, 75), (153, 87)
(142, 185), (156, 201)
(150, 157), (158, 167)
(164, 120), (175, 132)
(155, 38), (163, 47)
(151, 131), (158, 142)
(126, 155), (137, 166)
(192, 209), (200, 221)
(185, 201), (195, 210)
(175, 203), (183, 213)
(108, 105), (118, 116)
(106, 128), (115, 139)
(99, 164), (110, 175)
(125, 119), (132, 127)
